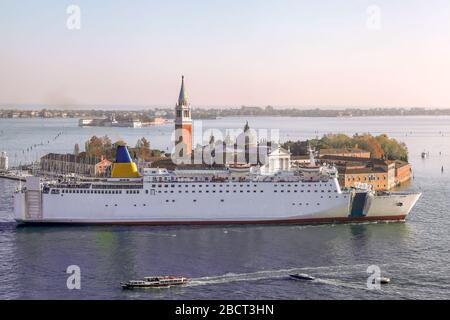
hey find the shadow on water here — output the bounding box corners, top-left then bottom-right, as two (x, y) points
(348, 221), (412, 239)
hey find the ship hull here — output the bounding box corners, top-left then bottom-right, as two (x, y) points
(13, 177), (421, 226)
(14, 215), (408, 226)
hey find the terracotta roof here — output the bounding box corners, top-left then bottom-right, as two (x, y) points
(395, 160), (410, 168)
(320, 155), (389, 165)
(319, 148), (369, 154)
(342, 167), (387, 174)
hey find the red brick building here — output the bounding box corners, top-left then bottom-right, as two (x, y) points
(320, 155), (410, 191)
(395, 160), (412, 185)
(319, 148), (371, 158)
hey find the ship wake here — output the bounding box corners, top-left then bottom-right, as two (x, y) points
(188, 263), (386, 291)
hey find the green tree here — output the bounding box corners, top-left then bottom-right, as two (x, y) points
(352, 134), (384, 159)
(85, 136), (104, 157)
(320, 134), (353, 149)
(135, 137), (151, 160)
(85, 135), (117, 159)
(376, 134), (408, 161)
(282, 140), (308, 155)
(282, 133), (408, 160)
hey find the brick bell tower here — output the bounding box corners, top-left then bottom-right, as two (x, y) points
(174, 75), (193, 159)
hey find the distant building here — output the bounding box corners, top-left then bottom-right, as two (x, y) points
(339, 166), (394, 191)
(135, 156), (168, 174)
(319, 148), (370, 158)
(260, 146), (291, 175)
(395, 160), (412, 185)
(95, 157), (113, 176)
(144, 117), (167, 125)
(192, 122), (268, 166)
(40, 153), (112, 177)
(78, 118), (98, 126)
(321, 155), (398, 190)
(0, 152), (8, 171)
(78, 115), (142, 128)
(290, 155), (311, 166)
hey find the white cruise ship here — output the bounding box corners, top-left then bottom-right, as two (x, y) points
(13, 145), (421, 225)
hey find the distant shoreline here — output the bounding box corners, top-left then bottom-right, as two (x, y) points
(2, 107), (450, 120)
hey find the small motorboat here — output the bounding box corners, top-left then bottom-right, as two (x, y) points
(289, 273), (315, 281)
(373, 277), (390, 285)
(121, 276), (189, 289)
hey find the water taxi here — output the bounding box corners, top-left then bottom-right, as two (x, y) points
(121, 276), (189, 289)
(289, 273), (315, 281)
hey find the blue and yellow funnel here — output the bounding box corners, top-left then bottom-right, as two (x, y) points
(111, 145), (140, 178)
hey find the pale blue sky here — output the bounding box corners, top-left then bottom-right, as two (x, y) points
(1, 0), (450, 108)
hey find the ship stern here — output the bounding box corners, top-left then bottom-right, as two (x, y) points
(13, 191), (26, 223)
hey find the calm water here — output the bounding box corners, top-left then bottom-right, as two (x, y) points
(0, 116), (449, 299)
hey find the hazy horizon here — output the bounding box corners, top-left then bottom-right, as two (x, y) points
(3, 104), (450, 112)
(2, 1), (450, 108)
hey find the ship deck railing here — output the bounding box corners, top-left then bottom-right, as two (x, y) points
(43, 175), (335, 189)
(45, 183), (144, 190)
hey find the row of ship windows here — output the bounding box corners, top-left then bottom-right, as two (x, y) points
(102, 197), (345, 207)
(293, 203), (319, 206)
(347, 176), (386, 181)
(60, 189), (140, 194)
(103, 200), (216, 206)
(58, 189), (337, 195)
(153, 189), (338, 194)
(150, 183), (335, 188)
(149, 176), (334, 184)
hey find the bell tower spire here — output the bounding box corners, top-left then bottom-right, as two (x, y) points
(178, 75), (189, 106)
(174, 75), (193, 161)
